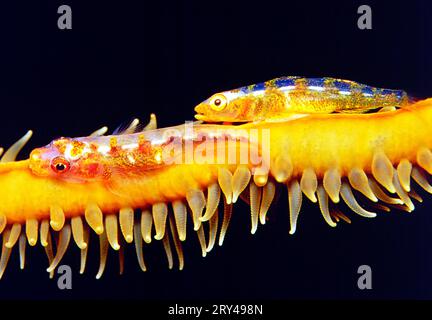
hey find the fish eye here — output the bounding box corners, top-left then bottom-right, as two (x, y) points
(209, 94), (227, 111)
(50, 156), (70, 173)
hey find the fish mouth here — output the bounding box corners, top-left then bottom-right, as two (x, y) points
(194, 104), (204, 113)
(194, 114), (207, 121)
(194, 103), (230, 123)
(194, 104), (208, 121)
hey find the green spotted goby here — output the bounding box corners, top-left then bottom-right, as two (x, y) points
(194, 76), (410, 122)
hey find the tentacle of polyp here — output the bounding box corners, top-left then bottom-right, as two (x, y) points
(0, 98), (431, 278)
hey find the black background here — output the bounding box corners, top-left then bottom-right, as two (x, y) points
(0, 0), (431, 300)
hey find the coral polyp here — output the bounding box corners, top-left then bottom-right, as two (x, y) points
(0, 78), (430, 280)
